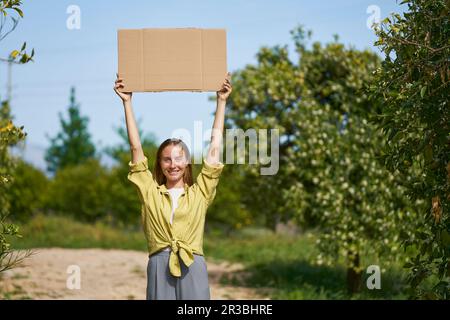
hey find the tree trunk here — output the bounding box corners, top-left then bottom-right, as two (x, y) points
(268, 213), (281, 232)
(347, 252), (362, 295)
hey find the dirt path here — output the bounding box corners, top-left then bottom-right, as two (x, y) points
(0, 248), (271, 300)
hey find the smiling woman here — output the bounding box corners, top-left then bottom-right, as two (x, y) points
(113, 72), (232, 300)
(154, 138), (193, 188)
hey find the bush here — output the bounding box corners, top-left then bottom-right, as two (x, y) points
(43, 158), (111, 222)
(7, 159), (49, 223)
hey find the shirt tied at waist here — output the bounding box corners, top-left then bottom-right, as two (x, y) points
(168, 238), (194, 277)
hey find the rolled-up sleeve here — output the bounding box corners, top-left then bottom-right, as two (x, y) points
(127, 156), (155, 204)
(195, 159), (225, 205)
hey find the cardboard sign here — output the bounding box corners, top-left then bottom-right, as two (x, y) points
(117, 28), (227, 92)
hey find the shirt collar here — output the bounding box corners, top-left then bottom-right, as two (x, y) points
(157, 183), (189, 195)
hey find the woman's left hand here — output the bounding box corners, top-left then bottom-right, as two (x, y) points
(217, 72), (232, 102)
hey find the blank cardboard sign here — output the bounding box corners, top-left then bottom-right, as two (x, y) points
(117, 28), (227, 92)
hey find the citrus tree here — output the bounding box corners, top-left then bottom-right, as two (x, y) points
(226, 26), (418, 293)
(370, 0), (449, 299)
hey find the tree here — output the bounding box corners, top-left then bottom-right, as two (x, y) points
(0, 102), (30, 273)
(44, 158), (110, 222)
(206, 163), (253, 235)
(370, 0), (449, 299)
(0, 0), (35, 274)
(225, 26), (418, 294)
(45, 87), (96, 174)
(221, 43), (302, 231)
(7, 159), (49, 223)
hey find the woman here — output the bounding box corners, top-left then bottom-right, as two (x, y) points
(113, 73), (232, 300)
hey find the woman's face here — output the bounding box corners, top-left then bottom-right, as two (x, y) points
(160, 144), (188, 184)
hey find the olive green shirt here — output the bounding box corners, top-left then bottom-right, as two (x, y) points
(127, 155), (224, 277)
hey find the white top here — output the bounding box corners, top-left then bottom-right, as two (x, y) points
(168, 187), (184, 224)
(163, 187), (184, 252)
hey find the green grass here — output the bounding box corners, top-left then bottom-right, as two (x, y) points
(8, 214), (414, 299)
(10, 214), (147, 251)
(204, 227), (410, 299)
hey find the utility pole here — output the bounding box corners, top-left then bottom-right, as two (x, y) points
(0, 58), (17, 102)
(7, 60), (12, 101)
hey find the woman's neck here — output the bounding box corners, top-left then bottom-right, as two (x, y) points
(166, 179), (184, 189)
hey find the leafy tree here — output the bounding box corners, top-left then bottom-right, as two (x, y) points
(7, 159), (49, 223)
(44, 158), (110, 222)
(226, 26), (418, 293)
(206, 163), (253, 235)
(0, 102), (29, 273)
(0, 0), (34, 274)
(370, 0), (449, 299)
(104, 119), (158, 164)
(45, 87), (96, 174)
(220, 43), (301, 231)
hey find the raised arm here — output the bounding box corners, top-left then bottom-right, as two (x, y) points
(114, 73), (145, 164)
(206, 72), (232, 165)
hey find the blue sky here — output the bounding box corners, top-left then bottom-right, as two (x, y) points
(1, 0), (406, 171)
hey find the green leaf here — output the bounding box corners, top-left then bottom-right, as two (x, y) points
(424, 144), (433, 163)
(441, 230), (450, 246)
(420, 86), (427, 98)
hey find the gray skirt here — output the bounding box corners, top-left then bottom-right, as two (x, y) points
(146, 249), (211, 300)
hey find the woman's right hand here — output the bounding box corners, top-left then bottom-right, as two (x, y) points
(114, 73), (132, 103)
